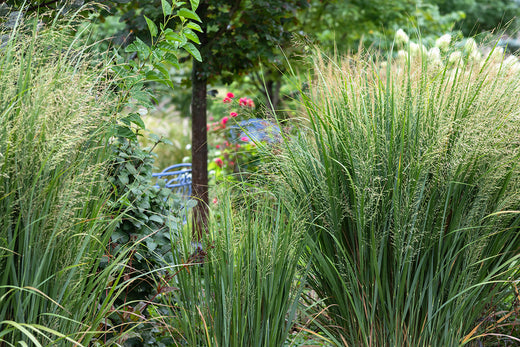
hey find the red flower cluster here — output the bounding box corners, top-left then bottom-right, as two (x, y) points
(222, 92), (235, 103)
(239, 97), (255, 107)
(222, 93), (254, 108)
(209, 92), (259, 174)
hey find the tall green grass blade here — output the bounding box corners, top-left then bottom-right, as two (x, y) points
(276, 40), (520, 345)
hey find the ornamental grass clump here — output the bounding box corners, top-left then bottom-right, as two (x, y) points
(276, 35), (520, 346)
(0, 19), (124, 345)
(167, 187), (306, 346)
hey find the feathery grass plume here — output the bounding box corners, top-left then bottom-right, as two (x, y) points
(0, 13), (125, 345)
(275, 38), (520, 346)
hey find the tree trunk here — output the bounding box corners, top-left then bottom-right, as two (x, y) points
(191, 61), (208, 240)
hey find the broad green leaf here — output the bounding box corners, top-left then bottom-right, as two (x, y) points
(190, 0), (199, 11)
(130, 89), (154, 107)
(158, 41), (178, 53)
(149, 214), (164, 223)
(187, 22), (203, 32)
(157, 179), (166, 188)
(182, 42), (202, 62)
(164, 29), (186, 44)
(177, 8), (201, 22)
(161, 0), (172, 16)
(164, 53), (180, 69)
(112, 231), (129, 245)
(183, 28), (200, 44)
(146, 238), (158, 252)
(115, 125), (137, 141)
(149, 133), (161, 142)
(124, 42), (137, 53)
(146, 71), (174, 88)
(133, 37), (152, 59)
(161, 138), (173, 145)
(124, 113), (146, 129)
(152, 62), (171, 81)
(125, 162), (138, 175)
(118, 173), (129, 185)
(144, 15), (158, 38)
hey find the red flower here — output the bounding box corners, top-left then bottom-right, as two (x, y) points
(226, 92), (235, 98)
(213, 197), (218, 204)
(230, 111), (238, 117)
(223, 97), (232, 103)
(221, 117), (229, 126)
(239, 97), (255, 107)
(216, 144), (220, 149)
(240, 136), (249, 142)
(214, 158), (223, 167)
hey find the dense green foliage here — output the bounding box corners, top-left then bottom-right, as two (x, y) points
(273, 39), (520, 345)
(0, 19), (123, 345)
(103, 0), (201, 304)
(1, 1), (519, 346)
(434, 0), (520, 35)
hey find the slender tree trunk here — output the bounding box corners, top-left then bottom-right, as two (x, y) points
(191, 61), (208, 240)
(266, 79), (282, 116)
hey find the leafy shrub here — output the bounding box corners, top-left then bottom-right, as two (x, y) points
(105, 136), (185, 301)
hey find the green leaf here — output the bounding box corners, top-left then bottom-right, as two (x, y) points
(126, 113), (146, 129)
(125, 162), (138, 175)
(152, 62), (170, 80)
(149, 214), (164, 223)
(146, 238), (158, 252)
(112, 230), (129, 243)
(133, 37), (152, 59)
(187, 22), (203, 32)
(164, 53), (181, 69)
(177, 8), (201, 22)
(164, 52), (180, 69)
(144, 15), (158, 38)
(145, 71), (174, 88)
(190, 0), (199, 11)
(157, 179), (166, 188)
(158, 41), (178, 53)
(118, 173), (129, 185)
(161, 0), (172, 16)
(182, 42), (202, 62)
(164, 29), (186, 44)
(124, 42), (138, 53)
(161, 138), (173, 145)
(149, 133), (161, 143)
(115, 125), (137, 141)
(183, 28), (200, 44)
